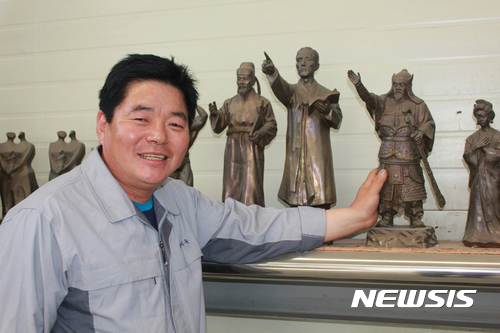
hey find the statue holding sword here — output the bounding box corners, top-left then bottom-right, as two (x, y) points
(348, 69), (443, 228)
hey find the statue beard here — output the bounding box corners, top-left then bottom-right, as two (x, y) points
(394, 91), (404, 101)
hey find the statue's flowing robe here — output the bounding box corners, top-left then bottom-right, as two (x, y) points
(211, 89), (277, 206)
(463, 128), (500, 247)
(270, 74), (342, 206)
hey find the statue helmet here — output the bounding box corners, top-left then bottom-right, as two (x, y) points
(389, 69), (422, 104)
(237, 62), (260, 95)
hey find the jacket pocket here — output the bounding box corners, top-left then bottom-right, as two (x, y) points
(70, 257), (163, 291)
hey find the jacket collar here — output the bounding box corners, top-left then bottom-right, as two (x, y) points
(81, 146), (180, 223)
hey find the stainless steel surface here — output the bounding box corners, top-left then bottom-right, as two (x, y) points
(203, 249), (500, 287)
(203, 249), (500, 329)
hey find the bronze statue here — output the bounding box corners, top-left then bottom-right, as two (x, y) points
(49, 130), (86, 180)
(348, 69), (437, 228)
(12, 132), (38, 203)
(262, 48), (342, 209)
(170, 106), (208, 186)
(49, 131), (68, 180)
(0, 132), (17, 218)
(210, 62), (277, 206)
(0, 132), (39, 218)
(462, 100), (500, 247)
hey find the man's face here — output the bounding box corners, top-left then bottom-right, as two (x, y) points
(237, 74), (255, 96)
(296, 49), (319, 79)
(96, 80), (190, 199)
(393, 80), (407, 101)
(474, 110), (491, 128)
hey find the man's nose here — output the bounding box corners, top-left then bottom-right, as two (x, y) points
(147, 123), (168, 144)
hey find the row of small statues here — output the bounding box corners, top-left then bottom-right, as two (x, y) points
(204, 47), (499, 248)
(0, 47), (498, 249)
(0, 131), (86, 217)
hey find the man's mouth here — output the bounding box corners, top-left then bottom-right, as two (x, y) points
(140, 154), (166, 161)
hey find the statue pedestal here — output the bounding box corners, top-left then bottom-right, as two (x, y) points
(365, 226), (438, 248)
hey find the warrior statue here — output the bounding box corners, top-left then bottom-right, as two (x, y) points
(348, 69), (436, 228)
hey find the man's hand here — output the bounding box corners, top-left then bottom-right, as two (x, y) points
(324, 169), (387, 242)
(262, 52), (276, 76)
(347, 70), (361, 85)
(208, 102), (218, 114)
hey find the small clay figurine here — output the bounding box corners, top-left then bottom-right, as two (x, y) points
(210, 62), (277, 206)
(49, 131), (68, 180)
(0, 132), (17, 218)
(170, 106), (208, 186)
(462, 100), (500, 247)
(49, 130), (86, 180)
(262, 48), (342, 209)
(66, 131), (86, 172)
(11, 132), (38, 207)
(348, 69), (441, 228)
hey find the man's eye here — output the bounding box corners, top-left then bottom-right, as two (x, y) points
(170, 122), (184, 128)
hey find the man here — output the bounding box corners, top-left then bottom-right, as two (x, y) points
(0, 54), (386, 332)
(262, 47), (342, 209)
(209, 62), (277, 206)
(348, 69), (435, 228)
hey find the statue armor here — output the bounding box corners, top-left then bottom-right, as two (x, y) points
(377, 98), (427, 211)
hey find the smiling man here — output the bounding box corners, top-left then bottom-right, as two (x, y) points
(0, 54), (386, 333)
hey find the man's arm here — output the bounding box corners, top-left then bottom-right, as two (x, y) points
(0, 209), (67, 332)
(324, 168), (387, 242)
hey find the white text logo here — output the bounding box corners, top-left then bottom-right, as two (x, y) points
(351, 290), (477, 308)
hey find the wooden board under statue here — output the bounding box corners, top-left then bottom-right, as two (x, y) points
(0, 132), (38, 219)
(262, 48), (341, 209)
(209, 62), (277, 207)
(462, 100), (500, 248)
(49, 130), (86, 180)
(348, 69), (446, 248)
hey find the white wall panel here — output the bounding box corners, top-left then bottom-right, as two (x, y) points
(0, 0), (498, 240)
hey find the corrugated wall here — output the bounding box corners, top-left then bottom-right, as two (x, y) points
(0, 0), (499, 241)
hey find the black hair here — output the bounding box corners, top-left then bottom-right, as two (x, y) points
(98, 54), (198, 126)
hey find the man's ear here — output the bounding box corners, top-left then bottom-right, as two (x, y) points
(96, 110), (108, 145)
(315, 62), (320, 71)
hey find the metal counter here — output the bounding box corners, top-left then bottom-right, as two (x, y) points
(202, 247), (500, 329)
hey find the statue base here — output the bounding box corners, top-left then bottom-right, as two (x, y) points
(365, 225), (438, 248)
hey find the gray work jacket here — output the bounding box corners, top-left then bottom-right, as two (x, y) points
(0, 147), (326, 332)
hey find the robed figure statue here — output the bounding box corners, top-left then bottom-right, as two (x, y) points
(463, 100), (500, 247)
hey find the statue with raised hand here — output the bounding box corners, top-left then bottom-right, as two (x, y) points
(210, 62), (277, 206)
(262, 48), (342, 209)
(348, 69), (436, 228)
(170, 106), (208, 186)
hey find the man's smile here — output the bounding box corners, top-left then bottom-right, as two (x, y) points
(140, 153), (167, 161)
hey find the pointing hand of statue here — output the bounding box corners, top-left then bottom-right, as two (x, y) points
(262, 52), (276, 75)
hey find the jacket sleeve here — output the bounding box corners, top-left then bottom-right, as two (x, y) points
(0, 209), (67, 333)
(197, 195), (326, 264)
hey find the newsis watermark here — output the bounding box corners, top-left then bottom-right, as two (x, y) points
(351, 290), (477, 308)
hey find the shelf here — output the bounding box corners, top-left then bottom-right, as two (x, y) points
(202, 240), (500, 329)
